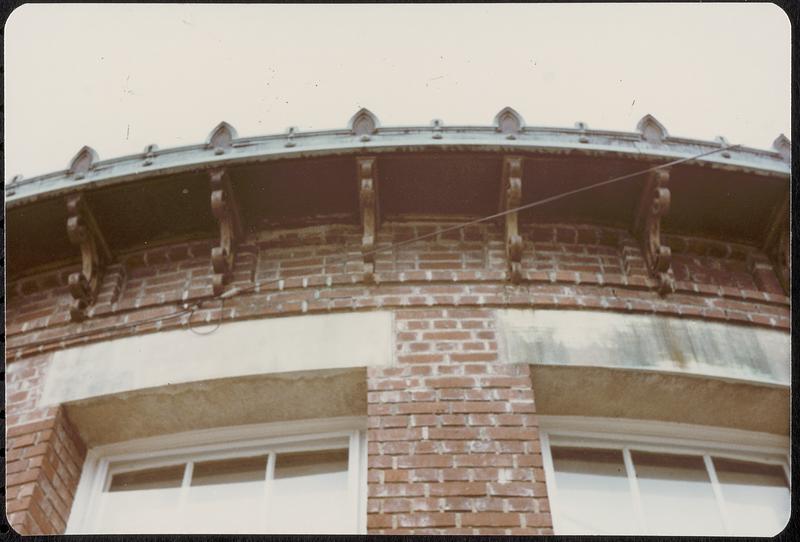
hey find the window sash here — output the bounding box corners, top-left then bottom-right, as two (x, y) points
(540, 417), (789, 537)
(67, 418), (367, 534)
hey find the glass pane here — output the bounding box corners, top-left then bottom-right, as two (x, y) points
(714, 457), (789, 536)
(273, 449), (349, 478)
(184, 455), (269, 534)
(191, 455), (267, 486)
(267, 448), (352, 534)
(108, 464), (185, 492)
(632, 451), (724, 535)
(98, 465), (186, 533)
(550, 447), (639, 535)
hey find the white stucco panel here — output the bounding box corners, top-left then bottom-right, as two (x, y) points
(497, 309), (790, 385)
(41, 311), (394, 406)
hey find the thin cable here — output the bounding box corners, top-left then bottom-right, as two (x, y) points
(13, 144), (738, 350)
(359, 144), (743, 259)
(224, 143), (741, 299)
(188, 297), (225, 336)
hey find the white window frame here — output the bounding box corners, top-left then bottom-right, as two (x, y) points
(66, 416), (368, 534)
(539, 416), (790, 536)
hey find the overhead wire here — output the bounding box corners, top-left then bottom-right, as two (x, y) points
(15, 144), (740, 349)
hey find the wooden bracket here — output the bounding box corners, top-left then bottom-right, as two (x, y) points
(66, 194), (112, 322)
(357, 157), (379, 283)
(764, 195), (790, 295)
(500, 156), (524, 283)
(210, 168), (244, 296)
(633, 169), (675, 295)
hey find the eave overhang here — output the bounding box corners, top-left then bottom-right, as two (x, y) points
(6, 124), (789, 207)
(5, 113), (791, 280)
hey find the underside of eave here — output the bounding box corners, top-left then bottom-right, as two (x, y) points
(5, 151), (789, 281)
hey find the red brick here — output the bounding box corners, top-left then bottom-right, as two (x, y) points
(425, 377), (475, 389)
(6, 469), (41, 487)
(524, 513), (553, 527)
(398, 354), (445, 364)
(397, 455), (453, 469)
(367, 514), (394, 529)
(9, 433), (37, 449)
(381, 498), (412, 513)
(429, 482), (487, 496)
(454, 454), (515, 467)
(427, 428), (482, 440)
(396, 513), (456, 528)
(450, 353), (498, 362)
(461, 512), (522, 527)
(383, 469), (410, 483)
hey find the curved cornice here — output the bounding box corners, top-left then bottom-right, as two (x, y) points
(5, 110), (790, 208)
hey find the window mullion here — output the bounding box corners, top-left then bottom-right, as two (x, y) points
(89, 461), (112, 534)
(262, 452), (276, 533)
(346, 431), (358, 533)
(704, 455), (732, 535)
(783, 459), (790, 489)
(622, 447), (647, 534)
(176, 462), (194, 532)
(359, 430), (368, 534)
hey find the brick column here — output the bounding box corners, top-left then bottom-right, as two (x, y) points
(366, 308), (552, 535)
(6, 353), (86, 535)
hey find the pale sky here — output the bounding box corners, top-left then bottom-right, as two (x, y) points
(5, 3), (791, 180)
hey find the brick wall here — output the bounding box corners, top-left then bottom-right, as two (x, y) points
(4, 220), (790, 533)
(367, 309), (551, 534)
(5, 405), (86, 534)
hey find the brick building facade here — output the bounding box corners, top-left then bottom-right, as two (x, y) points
(4, 109), (791, 535)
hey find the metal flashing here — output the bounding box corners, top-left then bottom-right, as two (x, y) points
(6, 114), (790, 207)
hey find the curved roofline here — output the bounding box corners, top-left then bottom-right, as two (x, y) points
(5, 111), (790, 207)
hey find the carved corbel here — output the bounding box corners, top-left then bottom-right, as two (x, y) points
(633, 169), (675, 295)
(66, 194), (112, 322)
(764, 195), (790, 295)
(499, 156), (524, 283)
(209, 168), (244, 296)
(357, 157), (379, 283)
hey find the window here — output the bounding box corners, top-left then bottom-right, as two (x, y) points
(540, 417), (790, 537)
(67, 418), (367, 534)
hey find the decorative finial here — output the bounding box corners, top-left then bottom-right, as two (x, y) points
(494, 107), (525, 139)
(431, 119), (443, 139)
(348, 108), (380, 141)
(68, 146), (99, 180)
(772, 134), (790, 162)
(636, 114), (668, 144)
(285, 127), (297, 148)
(575, 121), (589, 143)
(143, 144), (158, 166)
(714, 136), (731, 158)
(206, 122), (238, 155)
